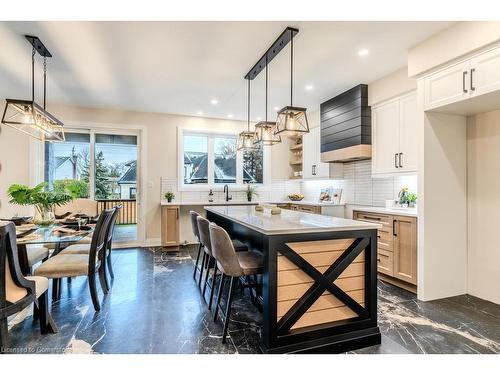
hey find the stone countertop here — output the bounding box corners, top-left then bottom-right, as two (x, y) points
(160, 200), (345, 207)
(205, 205), (380, 235)
(353, 206), (417, 217)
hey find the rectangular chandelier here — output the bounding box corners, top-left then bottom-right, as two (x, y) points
(2, 99), (65, 141)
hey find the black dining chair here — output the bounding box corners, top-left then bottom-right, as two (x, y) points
(1, 222), (57, 349)
(34, 208), (114, 311)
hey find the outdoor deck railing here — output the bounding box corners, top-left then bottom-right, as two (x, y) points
(96, 199), (137, 224)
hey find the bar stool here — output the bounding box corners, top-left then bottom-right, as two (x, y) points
(196, 216), (216, 309)
(189, 211), (203, 285)
(209, 222), (263, 343)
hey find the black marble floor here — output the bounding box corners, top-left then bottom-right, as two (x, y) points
(4, 247), (500, 354)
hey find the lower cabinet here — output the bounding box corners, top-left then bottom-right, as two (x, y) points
(277, 203), (321, 214)
(161, 205), (180, 247)
(353, 210), (417, 291)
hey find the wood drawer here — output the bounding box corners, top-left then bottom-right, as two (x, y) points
(276, 203), (290, 209)
(297, 205), (320, 214)
(377, 227), (393, 252)
(354, 211), (393, 229)
(377, 249), (394, 276)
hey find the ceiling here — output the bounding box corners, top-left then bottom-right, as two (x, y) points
(0, 21), (454, 121)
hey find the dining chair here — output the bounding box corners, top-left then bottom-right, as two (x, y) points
(59, 205), (122, 292)
(54, 198), (98, 218)
(209, 223), (263, 343)
(1, 222), (57, 349)
(26, 245), (50, 273)
(33, 208), (114, 312)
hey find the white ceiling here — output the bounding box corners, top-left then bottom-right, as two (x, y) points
(0, 21), (454, 121)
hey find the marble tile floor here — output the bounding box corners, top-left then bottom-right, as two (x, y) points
(3, 246), (500, 354)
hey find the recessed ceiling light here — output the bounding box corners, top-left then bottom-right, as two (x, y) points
(210, 99), (219, 105)
(274, 106), (280, 111)
(358, 48), (369, 57)
(196, 111), (203, 116)
(227, 114), (233, 118)
(305, 85), (313, 91)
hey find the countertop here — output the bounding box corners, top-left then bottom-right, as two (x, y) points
(205, 205), (380, 235)
(160, 200), (345, 207)
(353, 206), (417, 217)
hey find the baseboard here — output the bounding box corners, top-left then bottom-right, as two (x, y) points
(379, 273), (417, 294)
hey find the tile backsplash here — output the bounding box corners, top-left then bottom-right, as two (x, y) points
(301, 160), (417, 207)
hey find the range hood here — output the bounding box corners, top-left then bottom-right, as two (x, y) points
(320, 84), (371, 162)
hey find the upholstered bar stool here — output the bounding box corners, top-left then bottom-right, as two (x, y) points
(196, 216), (218, 309)
(189, 211), (203, 284)
(209, 223), (263, 343)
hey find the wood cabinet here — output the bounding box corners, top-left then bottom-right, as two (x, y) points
(423, 45), (500, 111)
(353, 210), (417, 291)
(161, 205), (180, 247)
(372, 91), (417, 175)
(278, 203), (321, 214)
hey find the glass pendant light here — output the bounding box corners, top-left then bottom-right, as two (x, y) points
(254, 57), (281, 146)
(1, 36), (64, 142)
(274, 31), (309, 136)
(237, 79), (258, 151)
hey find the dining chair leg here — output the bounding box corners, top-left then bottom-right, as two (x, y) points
(38, 291), (57, 334)
(51, 278), (60, 301)
(193, 242), (202, 280)
(208, 267), (218, 311)
(98, 265), (109, 295)
(198, 252), (206, 289)
(0, 317), (8, 349)
(213, 274), (226, 322)
(88, 273), (101, 312)
(222, 276), (236, 344)
(202, 256), (214, 300)
(106, 250), (114, 279)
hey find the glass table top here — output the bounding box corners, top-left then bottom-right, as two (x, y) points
(16, 224), (94, 245)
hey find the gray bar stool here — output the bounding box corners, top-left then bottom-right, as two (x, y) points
(209, 222), (263, 343)
(196, 216), (217, 310)
(189, 211), (203, 285)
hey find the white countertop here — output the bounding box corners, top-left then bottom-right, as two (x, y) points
(354, 206), (417, 217)
(205, 205), (380, 235)
(160, 200), (344, 207)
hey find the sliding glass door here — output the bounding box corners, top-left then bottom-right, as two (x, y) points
(44, 130), (139, 244)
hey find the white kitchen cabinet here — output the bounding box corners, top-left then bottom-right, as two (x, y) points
(302, 127), (336, 179)
(423, 45), (500, 111)
(372, 91), (417, 176)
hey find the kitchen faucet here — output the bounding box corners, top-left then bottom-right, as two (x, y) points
(223, 184), (232, 202)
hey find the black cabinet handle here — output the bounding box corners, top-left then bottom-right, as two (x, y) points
(312, 165), (316, 175)
(393, 219), (397, 237)
(394, 153), (399, 168)
(399, 152), (403, 168)
(470, 68), (475, 91)
(463, 71), (468, 93)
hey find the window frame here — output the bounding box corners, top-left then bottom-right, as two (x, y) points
(178, 127), (269, 191)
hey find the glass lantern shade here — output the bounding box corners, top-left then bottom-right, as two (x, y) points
(274, 106), (309, 136)
(237, 130), (258, 151)
(254, 121), (281, 145)
(1, 99), (65, 142)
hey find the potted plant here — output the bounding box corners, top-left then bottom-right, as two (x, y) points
(407, 193), (417, 208)
(246, 184), (258, 202)
(398, 187), (409, 207)
(164, 191), (175, 203)
(7, 183), (73, 226)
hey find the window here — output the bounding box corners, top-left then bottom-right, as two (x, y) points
(180, 130), (267, 188)
(129, 187), (137, 199)
(183, 135), (208, 184)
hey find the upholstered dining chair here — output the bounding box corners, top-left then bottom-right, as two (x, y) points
(34, 208), (114, 312)
(54, 198), (98, 218)
(209, 223), (263, 343)
(1, 222), (57, 349)
(59, 205), (121, 292)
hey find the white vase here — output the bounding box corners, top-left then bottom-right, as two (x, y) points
(33, 205), (55, 226)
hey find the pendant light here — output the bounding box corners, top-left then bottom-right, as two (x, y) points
(237, 79), (258, 151)
(1, 35), (65, 142)
(274, 31), (309, 136)
(254, 57), (281, 146)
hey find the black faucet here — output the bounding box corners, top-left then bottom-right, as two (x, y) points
(223, 184), (232, 202)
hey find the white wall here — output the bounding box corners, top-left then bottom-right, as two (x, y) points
(368, 67), (416, 106)
(467, 110), (500, 304)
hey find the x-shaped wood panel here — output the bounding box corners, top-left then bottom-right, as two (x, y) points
(277, 237), (370, 335)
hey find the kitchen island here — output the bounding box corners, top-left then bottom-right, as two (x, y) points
(205, 205), (382, 353)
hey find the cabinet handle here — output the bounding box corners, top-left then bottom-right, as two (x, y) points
(312, 165), (317, 175)
(393, 219), (397, 237)
(377, 258), (381, 263)
(394, 153), (399, 168)
(470, 68), (475, 91)
(176, 208), (179, 219)
(463, 71), (468, 93)
(399, 152), (403, 168)
(362, 215), (381, 221)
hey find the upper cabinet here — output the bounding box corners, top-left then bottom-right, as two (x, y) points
(303, 126), (343, 179)
(372, 91), (417, 176)
(423, 45), (500, 111)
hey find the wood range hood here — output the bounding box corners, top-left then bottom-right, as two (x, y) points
(320, 84), (372, 163)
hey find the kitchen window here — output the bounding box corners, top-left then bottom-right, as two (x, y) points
(179, 129), (268, 190)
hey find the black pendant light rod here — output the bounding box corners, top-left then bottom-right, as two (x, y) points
(265, 56), (268, 121)
(25, 35), (52, 108)
(244, 27), (299, 80)
(43, 56), (47, 110)
(290, 34), (293, 106)
(31, 47), (35, 102)
(247, 78), (251, 131)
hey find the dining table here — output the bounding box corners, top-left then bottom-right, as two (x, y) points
(15, 223), (94, 276)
